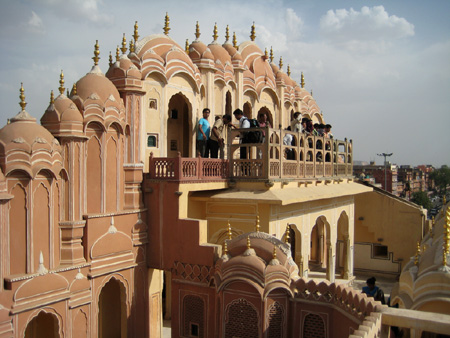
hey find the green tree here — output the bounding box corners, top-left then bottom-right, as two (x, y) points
(411, 191), (432, 210)
(430, 165), (450, 196)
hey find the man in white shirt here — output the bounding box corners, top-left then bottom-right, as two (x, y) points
(232, 109), (250, 159)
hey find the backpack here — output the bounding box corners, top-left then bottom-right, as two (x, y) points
(243, 118), (263, 143)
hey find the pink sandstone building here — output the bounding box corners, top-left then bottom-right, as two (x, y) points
(0, 16), (449, 338)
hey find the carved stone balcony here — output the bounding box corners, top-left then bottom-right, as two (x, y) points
(148, 127), (353, 182)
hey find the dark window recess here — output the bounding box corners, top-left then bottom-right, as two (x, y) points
(373, 245), (388, 258)
(190, 323), (199, 337)
(147, 136), (157, 147)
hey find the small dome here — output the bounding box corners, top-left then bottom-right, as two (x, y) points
(189, 40), (214, 61)
(222, 43), (243, 62)
(76, 68), (122, 107)
(208, 42), (232, 65)
(106, 55), (141, 80)
(41, 93), (83, 137)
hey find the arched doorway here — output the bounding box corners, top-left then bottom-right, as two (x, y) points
(309, 216), (333, 281)
(167, 93), (191, 158)
(25, 311), (60, 338)
(98, 278), (127, 338)
(243, 102), (252, 119)
(225, 91), (232, 116)
(336, 212), (351, 279)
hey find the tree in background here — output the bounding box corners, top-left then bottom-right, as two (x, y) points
(411, 191), (432, 211)
(430, 165), (450, 196)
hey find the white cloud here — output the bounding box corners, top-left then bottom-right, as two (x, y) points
(286, 8), (303, 39)
(28, 11), (45, 33)
(319, 6), (414, 52)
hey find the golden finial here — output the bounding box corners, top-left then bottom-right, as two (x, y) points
(255, 215), (260, 232)
(109, 51), (113, 67)
(185, 39), (189, 54)
(195, 21), (200, 40)
(19, 83), (26, 111)
(164, 12), (170, 35)
(414, 241), (421, 265)
(72, 83), (77, 96)
(121, 34), (127, 54)
(129, 39), (135, 53)
(116, 46), (120, 62)
(273, 246), (277, 260)
(227, 220), (232, 240)
(301, 72), (305, 88)
(233, 32), (237, 48)
(247, 236), (251, 249)
(213, 22), (218, 41)
(279, 56), (283, 70)
(225, 25), (230, 42)
(285, 224), (290, 244)
(223, 241), (228, 255)
(264, 48), (268, 59)
(92, 40), (100, 66)
(269, 46), (274, 63)
(287, 65), (291, 77)
(50, 90), (54, 104)
(133, 21), (139, 42)
(250, 22), (256, 41)
(58, 70), (65, 95)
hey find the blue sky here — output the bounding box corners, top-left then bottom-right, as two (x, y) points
(0, 0), (449, 167)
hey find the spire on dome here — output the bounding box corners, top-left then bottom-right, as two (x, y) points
(212, 22), (218, 42)
(264, 48), (268, 60)
(227, 220), (232, 240)
(250, 22), (256, 41)
(58, 70), (65, 95)
(233, 32), (237, 48)
(116, 46), (120, 62)
(19, 83), (26, 111)
(50, 90), (54, 105)
(129, 39), (135, 53)
(72, 83), (77, 96)
(310, 89), (313, 96)
(287, 65), (291, 77)
(164, 12), (170, 35)
(11, 83), (35, 122)
(92, 40), (100, 66)
(279, 56), (283, 70)
(109, 51), (113, 67)
(195, 21), (200, 40)
(270, 46), (274, 63)
(301, 72), (305, 88)
(121, 34), (127, 55)
(133, 21), (139, 42)
(255, 215), (260, 232)
(225, 25), (230, 42)
(185, 39), (189, 53)
(284, 224), (290, 244)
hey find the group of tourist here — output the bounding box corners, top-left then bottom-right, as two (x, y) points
(196, 108), (333, 160)
(290, 112), (333, 138)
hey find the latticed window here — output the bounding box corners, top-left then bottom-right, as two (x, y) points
(267, 301), (284, 338)
(224, 298), (259, 338)
(303, 313), (326, 338)
(183, 295), (205, 338)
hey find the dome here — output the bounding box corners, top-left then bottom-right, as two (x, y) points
(208, 42), (232, 65)
(76, 68), (122, 107)
(189, 40), (214, 62)
(41, 93), (83, 137)
(222, 43), (243, 62)
(0, 108), (63, 178)
(106, 55), (141, 80)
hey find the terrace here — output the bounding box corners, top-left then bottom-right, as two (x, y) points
(148, 127), (353, 182)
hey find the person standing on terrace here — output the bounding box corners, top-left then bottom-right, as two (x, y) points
(210, 114), (232, 159)
(232, 109), (250, 159)
(197, 108), (211, 158)
(290, 112), (302, 132)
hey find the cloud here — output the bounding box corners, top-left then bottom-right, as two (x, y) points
(286, 8), (304, 39)
(319, 6), (414, 52)
(28, 11), (45, 33)
(36, 0), (115, 25)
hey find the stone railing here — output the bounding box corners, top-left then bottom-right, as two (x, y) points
(228, 127), (353, 180)
(147, 128), (353, 182)
(148, 152), (228, 181)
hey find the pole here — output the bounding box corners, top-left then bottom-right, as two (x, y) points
(377, 153), (393, 192)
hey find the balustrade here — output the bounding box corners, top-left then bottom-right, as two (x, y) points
(148, 127), (353, 181)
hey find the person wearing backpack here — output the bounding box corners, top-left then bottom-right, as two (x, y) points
(232, 109), (250, 159)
